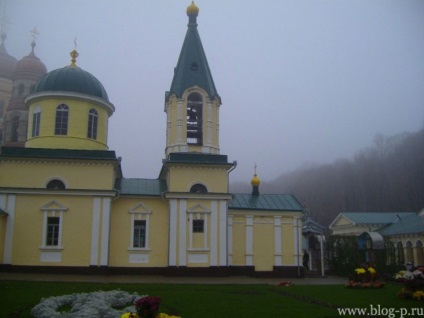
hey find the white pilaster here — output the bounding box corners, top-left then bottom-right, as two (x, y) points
(274, 216), (282, 266)
(169, 199), (178, 266)
(210, 201), (217, 266)
(219, 200), (227, 266)
(178, 200), (187, 266)
(246, 215), (253, 266)
(100, 198), (111, 266)
(227, 215), (233, 265)
(2, 194), (15, 264)
(90, 197), (101, 265)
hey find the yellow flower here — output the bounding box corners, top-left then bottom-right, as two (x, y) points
(368, 267), (376, 275)
(413, 290), (424, 301)
(355, 268), (366, 275)
(157, 314), (181, 318)
(121, 313), (139, 318)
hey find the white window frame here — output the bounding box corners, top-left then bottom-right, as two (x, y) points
(32, 106), (41, 137)
(187, 204), (210, 251)
(40, 200), (68, 250)
(128, 203), (151, 251)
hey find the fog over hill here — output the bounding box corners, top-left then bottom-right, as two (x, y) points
(230, 127), (424, 227)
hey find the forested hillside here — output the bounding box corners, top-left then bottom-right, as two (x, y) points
(230, 128), (424, 227)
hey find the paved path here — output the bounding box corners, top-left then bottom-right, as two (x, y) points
(0, 272), (345, 285)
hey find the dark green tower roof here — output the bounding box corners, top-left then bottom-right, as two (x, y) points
(167, 3), (219, 101)
(33, 60), (109, 101)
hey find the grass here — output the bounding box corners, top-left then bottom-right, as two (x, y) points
(0, 280), (421, 318)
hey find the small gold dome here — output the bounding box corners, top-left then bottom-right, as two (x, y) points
(251, 174), (261, 187)
(186, 1), (199, 15)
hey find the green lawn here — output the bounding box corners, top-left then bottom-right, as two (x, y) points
(0, 280), (421, 318)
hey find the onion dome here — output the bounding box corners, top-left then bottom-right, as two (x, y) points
(0, 33), (18, 79)
(33, 49), (109, 101)
(251, 174), (261, 187)
(14, 41), (47, 78)
(186, 1), (199, 15)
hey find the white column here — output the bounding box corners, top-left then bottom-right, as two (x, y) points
(100, 198), (111, 266)
(210, 201), (217, 266)
(169, 199), (178, 266)
(2, 194), (15, 264)
(246, 215), (253, 265)
(219, 200), (227, 266)
(178, 200), (187, 266)
(274, 216), (282, 266)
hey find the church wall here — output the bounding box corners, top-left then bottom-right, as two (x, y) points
(26, 98), (109, 150)
(168, 166), (228, 193)
(229, 215), (246, 266)
(0, 160), (116, 190)
(229, 212), (302, 271)
(109, 197), (169, 267)
(8, 194), (97, 266)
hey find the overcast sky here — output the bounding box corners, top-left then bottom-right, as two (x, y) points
(3, 0), (424, 183)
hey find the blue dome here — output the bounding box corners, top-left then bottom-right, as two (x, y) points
(33, 65), (109, 101)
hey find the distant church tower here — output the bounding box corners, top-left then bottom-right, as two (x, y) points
(164, 1), (221, 156)
(0, 33), (17, 143)
(3, 36), (47, 147)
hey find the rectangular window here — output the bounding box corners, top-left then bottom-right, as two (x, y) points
(46, 217), (60, 246)
(32, 112), (41, 137)
(133, 220), (146, 248)
(192, 219), (204, 233)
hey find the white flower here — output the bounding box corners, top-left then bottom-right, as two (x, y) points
(31, 290), (146, 318)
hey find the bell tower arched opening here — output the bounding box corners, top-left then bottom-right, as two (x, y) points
(186, 93), (203, 145)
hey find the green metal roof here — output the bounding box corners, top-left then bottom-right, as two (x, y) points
(0, 147), (117, 160)
(337, 212), (415, 225)
(377, 213), (424, 236)
(33, 65), (109, 101)
(229, 194), (304, 212)
(166, 10), (219, 101)
(115, 178), (167, 196)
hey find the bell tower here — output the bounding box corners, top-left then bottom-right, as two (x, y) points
(161, 3), (235, 269)
(164, 1), (221, 156)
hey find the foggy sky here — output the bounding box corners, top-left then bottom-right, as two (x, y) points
(3, 0), (424, 183)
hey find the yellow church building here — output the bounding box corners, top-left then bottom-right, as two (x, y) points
(0, 3), (305, 277)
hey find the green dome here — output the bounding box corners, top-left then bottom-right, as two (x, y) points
(33, 65), (109, 101)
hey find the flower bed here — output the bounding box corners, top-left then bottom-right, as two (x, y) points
(31, 290), (181, 318)
(394, 267), (424, 301)
(345, 264), (385, 289)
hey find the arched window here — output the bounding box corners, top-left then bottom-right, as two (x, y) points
(11, 115), (19, 142)
(46, 179), (66, 190)
(87, 108), (98, 139)
(190, 183), (207, 194)
(32, 106), (41, 137)
(55, 104), (69, 135)
(186, 93), (202, 145)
